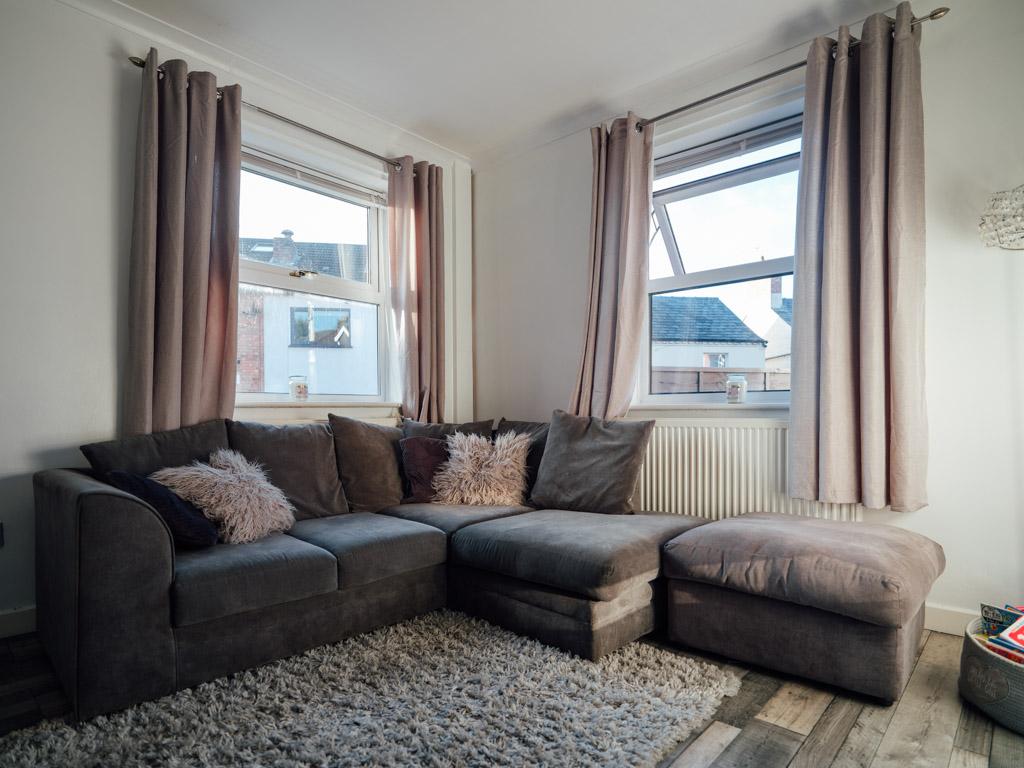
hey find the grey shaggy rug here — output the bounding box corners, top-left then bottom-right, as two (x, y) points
(0, 611), (740, 768)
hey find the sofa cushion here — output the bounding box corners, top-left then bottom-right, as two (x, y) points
(450, 510), (708, 600)
(530, 410), (654, 514)
(105, 470), (218, 549)
(399, 436), (448, 503)
(379, 503), (532, 534)
(327, 414), (404, 513)
(401, 418), (494, 439)
(287, 513), (446, 588)
(661, 512), (946, 628)
(81, 419), (229, 476)
(172, 533), (337, 626)
(496, 419), (549, 499)
(227, 421), (348, 519)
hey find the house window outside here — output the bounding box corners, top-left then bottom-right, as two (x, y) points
(643, 116), (801, 403)
(237, 153), (387, 399)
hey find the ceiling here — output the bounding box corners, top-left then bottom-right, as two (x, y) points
(119, 0), (895, 161)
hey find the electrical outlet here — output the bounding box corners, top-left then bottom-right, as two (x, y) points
(0, 521), (4, 547)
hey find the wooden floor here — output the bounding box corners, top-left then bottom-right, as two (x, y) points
(1, 628), (1020, 767)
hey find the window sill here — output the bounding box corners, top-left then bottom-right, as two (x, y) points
(233, 398), (401, 425)
(627, 401), (790, 421)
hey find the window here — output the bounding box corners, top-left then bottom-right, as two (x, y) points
(237, 152), (387, 399)
(290, 307), (352, 348)
(643, 116), (800, 402)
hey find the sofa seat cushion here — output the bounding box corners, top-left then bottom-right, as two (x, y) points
(379, 503), (532, 534)
(662, 512), (946, 628)
(287, 513), (446, 588)
(450, 510), (708, 600)
(173, 534), (338, 627)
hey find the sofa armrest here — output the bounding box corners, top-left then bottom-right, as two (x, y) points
(34, 469), (177, 719)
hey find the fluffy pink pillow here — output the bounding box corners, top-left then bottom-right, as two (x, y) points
(432, 432), (529, 506)
(151, 449), (295, 544)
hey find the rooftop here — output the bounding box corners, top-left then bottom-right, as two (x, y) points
(651, 295), (767, 345)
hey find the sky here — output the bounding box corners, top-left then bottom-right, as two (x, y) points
(239, 170), (368, 245)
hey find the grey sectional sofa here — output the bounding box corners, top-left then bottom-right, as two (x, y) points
(35, 417), (706, 720)
(34, 416), (944, 721)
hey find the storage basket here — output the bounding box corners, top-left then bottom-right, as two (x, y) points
(959, 618), (1024, 735)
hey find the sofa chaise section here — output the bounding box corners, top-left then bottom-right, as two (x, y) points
(448, 510), (708, 659)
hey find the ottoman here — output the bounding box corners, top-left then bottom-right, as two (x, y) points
(662, 512), (945, 701)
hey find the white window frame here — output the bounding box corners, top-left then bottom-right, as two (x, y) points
(637, 117), (802, 407)
(235, 149), (391, 404)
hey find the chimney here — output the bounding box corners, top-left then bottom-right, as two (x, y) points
(771, 275), (783, 309)
(270, 229), (297, 267)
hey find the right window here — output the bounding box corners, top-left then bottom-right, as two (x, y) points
(645, 116), (801, 401)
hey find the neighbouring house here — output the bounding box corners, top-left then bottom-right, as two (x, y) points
(764, 276), (793, 370)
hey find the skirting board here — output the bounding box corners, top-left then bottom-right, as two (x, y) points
(0, 602), (973, 640)
(0, 607), (36, 639)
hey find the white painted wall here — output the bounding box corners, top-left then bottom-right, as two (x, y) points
(0, 0), (472, 626)
(474, 0), (1024, 622)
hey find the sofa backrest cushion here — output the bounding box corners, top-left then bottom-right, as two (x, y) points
(80, 419), (230, 476)
(227, 421), (348, 519)
(401, 418), (494, 440)
(105, 470), (219, 549)
(328, 414), (404, 513)
(495, 419), (549, 499)
(531, 410), (654, 515)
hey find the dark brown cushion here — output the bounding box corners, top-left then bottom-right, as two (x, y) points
(328, 414), (404, 513)
(496, 419), (549, 499)
(227, 421), (347, 520)
(662, 512), (946, 628)
(399, 436), (448, 503)
(530, 410), (654, 514)
(401, 418), (494, 439)
(80, 419), (229, 476)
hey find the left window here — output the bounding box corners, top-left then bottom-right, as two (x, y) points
(237, 153), (386, 399)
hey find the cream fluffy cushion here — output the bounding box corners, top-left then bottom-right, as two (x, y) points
(151, 449), (295, 544)
(432, 432), (529, 506)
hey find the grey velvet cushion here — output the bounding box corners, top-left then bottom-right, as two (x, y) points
(496, 419), (549, 498)
(530, 410), (654, 514)
(227, 421), (347, 519)
(287, 513), (446, 588)
(451, 510), (708, 600)
(378, 503), (532, 534)
(662, 512), (946, 628)
(80, 419), (229, 476)
(172, 533), (338, 626)
(327, 414), (404, 513)
(401, 418), (494, 439)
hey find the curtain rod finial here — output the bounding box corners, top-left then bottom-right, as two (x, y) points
(128, 55), (147, 68)
(928, 7), (950, 20)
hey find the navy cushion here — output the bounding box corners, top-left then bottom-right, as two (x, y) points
(106, 470), (219, 549)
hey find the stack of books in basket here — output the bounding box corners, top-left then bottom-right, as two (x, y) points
(976, 603), (1024, 663)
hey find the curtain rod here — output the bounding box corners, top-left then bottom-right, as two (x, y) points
(128, 56), (402, 170)
(637, 6), (949, 131)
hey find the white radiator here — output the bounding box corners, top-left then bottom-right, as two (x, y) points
(637, 419), (861, 522)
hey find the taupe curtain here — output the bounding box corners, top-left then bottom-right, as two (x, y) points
(570, 112), (653, 420)
(124, 49), (241, 436)
(388, 158), (445, 422)
(790, 2), (927, 512)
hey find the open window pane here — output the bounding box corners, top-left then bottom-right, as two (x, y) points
(663, 169), (798, 275)
(237, 283), (378, 396)
(654, 137), (800, 191)
(239, 170), (370, 283)
(650, 275), (792, 395)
